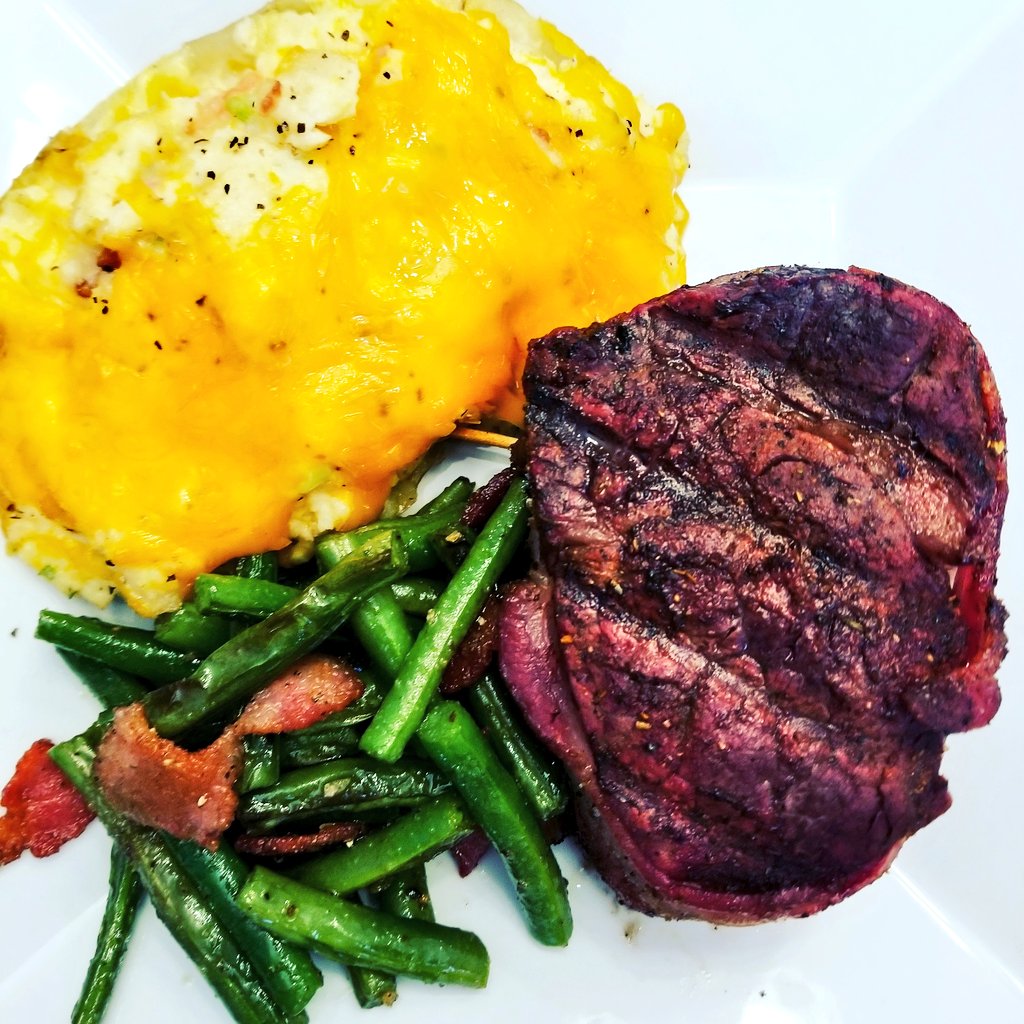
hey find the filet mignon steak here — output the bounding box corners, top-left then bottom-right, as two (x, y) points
(499, 266), (1007, 923)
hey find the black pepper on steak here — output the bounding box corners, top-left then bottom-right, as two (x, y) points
(499, 265), (1007, 923)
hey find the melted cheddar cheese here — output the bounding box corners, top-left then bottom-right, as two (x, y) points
(0, 0), (686, 615)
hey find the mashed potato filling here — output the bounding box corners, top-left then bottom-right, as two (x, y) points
(0, 0), (686, 616)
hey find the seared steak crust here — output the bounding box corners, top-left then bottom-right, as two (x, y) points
(500, 266), (1007, 922)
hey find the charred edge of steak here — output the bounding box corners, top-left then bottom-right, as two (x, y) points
(572, 789), (907, 924)
(505, 266), (1006, 923)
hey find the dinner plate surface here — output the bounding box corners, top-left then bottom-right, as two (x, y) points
(2, 2), (1023, 1021)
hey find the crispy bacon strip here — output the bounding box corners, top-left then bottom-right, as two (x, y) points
(233, 821), (365, 857)
(0, 739), (94, 865)
(439, 596), (501, 695)
(96, 705), (242, 850)
(96, 655), (364, 849)
(460, 467), (516, 531)
(235, 655), (364, 735)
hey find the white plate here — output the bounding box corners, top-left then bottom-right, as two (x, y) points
(2, 1), (1023, 1021)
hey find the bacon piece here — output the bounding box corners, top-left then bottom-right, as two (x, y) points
(259, 79), (282, 114)
(0, 739), (94, 865)
(95, 655), (364, 848)
(439, 596), (501, 695)
(233, 821), (365, 857)
(96, 705), (242, 850)
(96, 247), (121, 272)
(235, 655), (364, 735)
(450, 828), (491, 877)
(460, 467), (516, 531)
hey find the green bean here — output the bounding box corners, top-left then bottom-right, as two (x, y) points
(239, 735), (281, 793)
(465, 672), (568, 820)
(350, 591), (415, 680)
(143, 532), (406, 738)
(273, 665), (385, 771)
(71, 847), (142, 1024)
(389, 577), (444, 615)
(348, 865), (434, 1009)
(317, 554), (419, 773)
(167, 837), (323, 1015)
(315, 501), (466, 576)
(193, 574), (298, 619)
(279, 721), (362, 768)
(237, 758), (450, 831)
(190, 573), (446, 622)
(346, 894), (399, 1009)
(417, 701), (572, 947)
(59, 657), (146, 1023)
(199, 565), (444, 634)
(230, 554), (278, 640)
(238, 868), (489, 988)
(276, 670), (387, 770)
(294, 793), (474, 897)
(50, 735), (306, 1023)
(153, 553), (277, 652)
(154, 601), (234, 656)
(360, 477), (528, 763)
(235, 552), (279, 581)
(318, 534), (416, 684)
(321, 668), (387, 727)
(380, 453), (441, 520)
(416, 476), (474, 516)
(376, 864), (435, 923)
(427, 527), (475, 574)
(348, 962), (398, 1008)
(36, 612), (200, 684)
(57, 650), (148, 709)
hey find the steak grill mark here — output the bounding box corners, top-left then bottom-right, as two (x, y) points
(501, 266), (1007, 922)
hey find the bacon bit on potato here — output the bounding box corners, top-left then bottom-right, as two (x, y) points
(260, 79), (283, 114)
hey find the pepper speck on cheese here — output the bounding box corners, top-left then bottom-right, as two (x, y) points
(0, 0), (687, 615)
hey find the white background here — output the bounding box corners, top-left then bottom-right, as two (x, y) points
(1, 2), (1022, 1021)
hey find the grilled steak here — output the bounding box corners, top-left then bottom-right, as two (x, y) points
(500, 266), (1007, 923)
